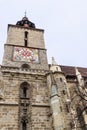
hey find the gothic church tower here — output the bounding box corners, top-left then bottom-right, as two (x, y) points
(0, 15), (87, 130)
(0, 16), (51, 130)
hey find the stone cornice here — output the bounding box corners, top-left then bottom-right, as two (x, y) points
(31, 103), (50, 107)
(0, 102), (50, 107)
(8, 24), (44, 32)
(1, 65), (49, 76)
(4, 44), (47, 51)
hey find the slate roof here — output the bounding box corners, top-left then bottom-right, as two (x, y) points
(16, 16), (35, 28)
(60, 65), (87, 77)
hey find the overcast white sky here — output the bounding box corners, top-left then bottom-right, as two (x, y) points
(0, 0), (87, 67)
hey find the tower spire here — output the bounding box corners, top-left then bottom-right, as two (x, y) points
(16, 12), (35, 28)
(52, 57), (57, 65)
(50, 57), (62, 72)
(24, 11), (27, 17)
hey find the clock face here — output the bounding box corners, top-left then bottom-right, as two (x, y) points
(13, 47), (39, 63)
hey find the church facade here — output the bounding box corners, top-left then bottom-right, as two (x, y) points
(0, 16), (87, 130)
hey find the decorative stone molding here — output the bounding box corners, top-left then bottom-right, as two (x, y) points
(1, 65), (49, 75)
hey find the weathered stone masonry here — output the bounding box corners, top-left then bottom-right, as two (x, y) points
(0, 15), (87, 130)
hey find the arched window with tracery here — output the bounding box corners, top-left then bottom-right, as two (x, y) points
(76, 107), (87, 130)
(20, 82), (29, 98)
(19, 82), (31, 130)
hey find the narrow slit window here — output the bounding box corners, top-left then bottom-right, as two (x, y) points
(22, 122), (27, 130)
(25, 40), (27, 47)
(24, 31), (28, 47)
(25, 31), (28, 38)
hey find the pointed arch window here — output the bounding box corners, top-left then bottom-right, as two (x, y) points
(21, 64), (30, 70)
(23, 87), (27, 98)
(20, 82), (29, 98)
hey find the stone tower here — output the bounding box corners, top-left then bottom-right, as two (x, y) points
(2, 16), (48, 70)
(0, 16), (51, 130)
(0, 15), (87, 130)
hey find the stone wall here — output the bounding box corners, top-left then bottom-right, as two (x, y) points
(32, 107), (51, 130)
(3, 25), (48, 70)
(0, 68), (51, 130)
(0, 65), (87, 130)
(7, 25), (45, 49)
(0, 106), (18, 130)
(2, 45), (48, 70)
